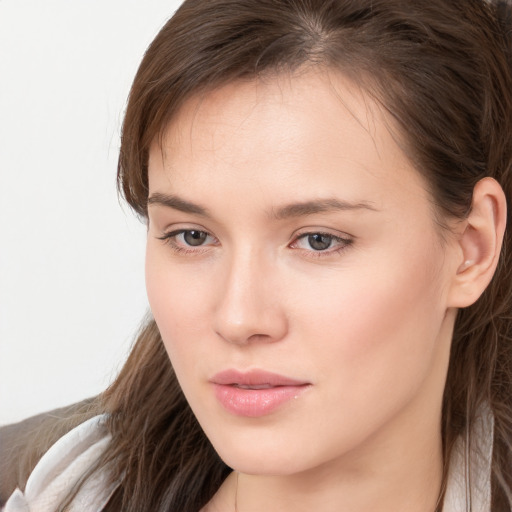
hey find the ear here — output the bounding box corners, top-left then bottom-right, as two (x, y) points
(447, 177), (507, 308)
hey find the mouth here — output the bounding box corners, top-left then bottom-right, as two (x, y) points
(231, 383), (276, 390)
(210, 369), (311, 417)
(211, 369), (309, 387)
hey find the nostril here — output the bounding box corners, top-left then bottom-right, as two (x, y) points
(215, 328), (282, 346)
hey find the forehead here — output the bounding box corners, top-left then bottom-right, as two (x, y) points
(148, 69), (431, 217)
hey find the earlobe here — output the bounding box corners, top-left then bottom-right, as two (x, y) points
(448, 177), (507, 308)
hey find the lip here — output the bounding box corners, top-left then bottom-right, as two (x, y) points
(210, 369), (311, 417)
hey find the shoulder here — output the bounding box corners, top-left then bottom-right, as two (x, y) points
(0, 399), (100, 507)
(2, 414), (116, 512)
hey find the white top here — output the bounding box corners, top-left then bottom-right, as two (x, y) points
(2, 409), (494, 511)
(2, 415), (118, 512)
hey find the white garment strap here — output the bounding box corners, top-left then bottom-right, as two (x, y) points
(443, 405), (494, 512)
(3, 414), (118, 512)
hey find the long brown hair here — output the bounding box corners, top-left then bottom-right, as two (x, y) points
(56, 0), (512, 510)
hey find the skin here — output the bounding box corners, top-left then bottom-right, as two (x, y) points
(144, 70), (504, 511)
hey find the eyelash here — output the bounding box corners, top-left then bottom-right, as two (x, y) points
(157, 229), (218, 255)
(157, 229), (353, 257)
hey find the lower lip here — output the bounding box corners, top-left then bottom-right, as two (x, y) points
(213, 384), (310, 417)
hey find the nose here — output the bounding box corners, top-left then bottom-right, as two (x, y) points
(213, 249), (288, 345)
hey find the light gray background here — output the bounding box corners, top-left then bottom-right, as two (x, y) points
(0, 0), (183, 424)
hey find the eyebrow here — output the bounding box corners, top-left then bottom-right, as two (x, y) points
(270, 198), (378, 220)
(147, 193), (378, 219)
(148, 193), (210, 216)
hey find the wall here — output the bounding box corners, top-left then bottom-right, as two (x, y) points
(0, 0), (183, 424)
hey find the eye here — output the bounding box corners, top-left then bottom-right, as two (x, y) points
(304, 233), (334, 251)
(180, 230), (209, 246)
(157, 229), (217, 252)
(291, 231), (352, 254)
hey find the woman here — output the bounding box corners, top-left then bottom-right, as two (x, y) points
(1, 0), (511, 510)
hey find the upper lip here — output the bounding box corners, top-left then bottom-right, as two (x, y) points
(210, 369), (309, 387)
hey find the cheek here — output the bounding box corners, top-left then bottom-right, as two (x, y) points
(145, 242), (215, 361)
(291, 243), (448, 396)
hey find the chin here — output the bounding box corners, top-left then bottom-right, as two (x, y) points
(203, 425), (328, 477)
(219, 449), (306, 476)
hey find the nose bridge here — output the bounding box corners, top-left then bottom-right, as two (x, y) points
(214, 243), (287, 345)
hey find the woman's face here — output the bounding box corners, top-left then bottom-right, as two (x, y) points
(146, 70), (459, 475)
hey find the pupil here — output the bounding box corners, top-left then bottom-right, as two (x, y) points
(184, 230), (207, 246)
(308, 234), (332, 251)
